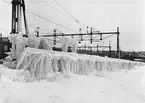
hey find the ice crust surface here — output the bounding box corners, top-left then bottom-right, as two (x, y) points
(16, 47), (143, 80)
(0, 64), (145, 103)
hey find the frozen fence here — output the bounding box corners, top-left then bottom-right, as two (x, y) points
(16, 47), (144, 79)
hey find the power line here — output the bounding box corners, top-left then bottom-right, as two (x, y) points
(40, 0), (72, 20)
(28, 24), (52, 32)
(28, 24), (47, 30)
(53, 0), (76, 21)
(92, 27), (101, 32)
(102, 34), (115, 40)
(1, 0), (77, 33)
(1, 0), (10, 4)
(40, 0), (88, 32)
(53, 0), (87, 32)
(25, 10), (77, 33)
(2, 0), (107, 42)
(2, 0), (100, 34)
(41, 0), (88, 32)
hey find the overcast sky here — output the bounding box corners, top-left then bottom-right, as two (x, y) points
(0, 0), (145, 51)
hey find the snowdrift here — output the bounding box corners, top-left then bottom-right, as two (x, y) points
(16, 47), (144, 79)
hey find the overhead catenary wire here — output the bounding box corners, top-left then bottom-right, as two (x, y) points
(25, 10), (77, 33)
(1, 0), (100, 34)
(2, 0), (77, 33)
(40, 0), (73, 20)
(28, 24), (52, 32)
(1, 0), (10, 4)
(2, 0), (114, 39)
(53, 0), (87, 32)
(102, 34), (115, 40)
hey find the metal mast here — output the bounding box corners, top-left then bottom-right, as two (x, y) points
(11, 0), (29, 35)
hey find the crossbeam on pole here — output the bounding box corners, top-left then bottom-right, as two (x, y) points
(42, 32), (118, 37)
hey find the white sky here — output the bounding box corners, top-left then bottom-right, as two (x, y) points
(0, 0), (145, 51)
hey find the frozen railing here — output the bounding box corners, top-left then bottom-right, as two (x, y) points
(16, 47), (144, 79)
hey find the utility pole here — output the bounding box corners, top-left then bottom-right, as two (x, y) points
(35, 26), (39, 37)
(109, 41), (111, 57)
(90, 27), (92, 43)
(117, 27), (120, 58)
(79, 28), (83, 41)
(97, 43), (99, 54)
(100, 33), (102, 40)
(53, 29), (57, 45)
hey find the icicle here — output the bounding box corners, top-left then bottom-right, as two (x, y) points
(16, 47), (143, 79)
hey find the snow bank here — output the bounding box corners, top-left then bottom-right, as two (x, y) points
(16, 47), (144, 79)
(0, 65), (145, 103)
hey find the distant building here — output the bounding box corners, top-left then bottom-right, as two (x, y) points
(0, 33), (2, 37)
(0, 36), (11, 59)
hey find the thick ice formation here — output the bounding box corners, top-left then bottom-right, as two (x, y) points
(16, 47), (144, 80)
(38, 37), (53, 50)
(8, 33), (54, 61)
(27, 34), (53, 50)
(27, 34), (40, 48)
(62, 37), (77, 53)
(9, 33), (28, 60)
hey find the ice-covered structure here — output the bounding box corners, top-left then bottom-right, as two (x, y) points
(27, 34), (53, 50)
(38, 37), (53, 50)
(27, 34), (40, 48)
(62, 37), (77, 53)
(9, 33), (53, 61)
(16, 47), (143, 80)
(9, 33), (28, 60)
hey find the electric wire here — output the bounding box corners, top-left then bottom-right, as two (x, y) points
(1, 0), (77, 33)
(53, 0), (87, 32)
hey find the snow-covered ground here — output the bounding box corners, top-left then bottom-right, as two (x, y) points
(0, 65), (145, 103)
